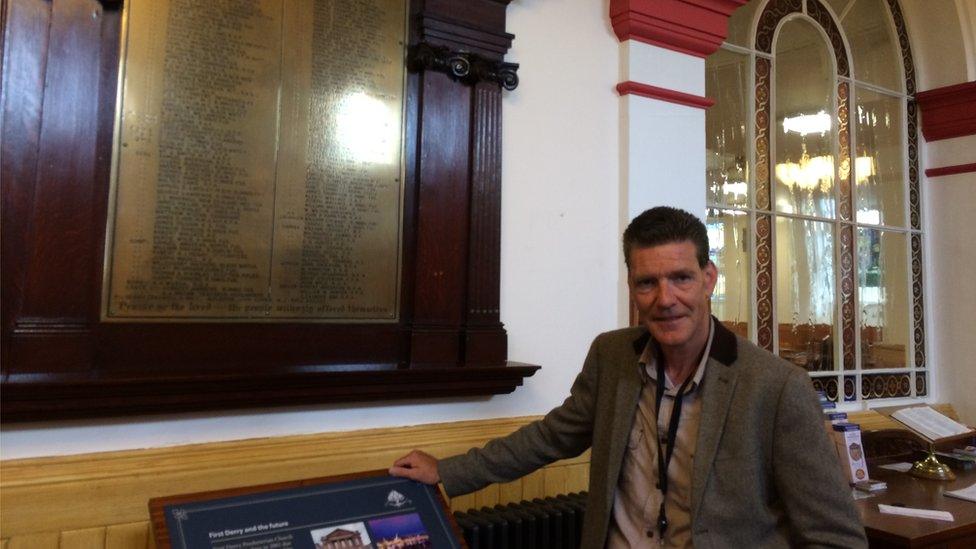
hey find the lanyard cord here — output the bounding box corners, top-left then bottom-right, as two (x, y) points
(653, 360), (696, 539)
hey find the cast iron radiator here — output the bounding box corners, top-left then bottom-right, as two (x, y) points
(453, 492), (587, 549)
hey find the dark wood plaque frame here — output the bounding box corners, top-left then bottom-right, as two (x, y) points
(148, 469), (466, 549)
(0, 0), (537, 421)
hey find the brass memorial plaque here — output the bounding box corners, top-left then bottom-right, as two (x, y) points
(103, 0), (407, 321)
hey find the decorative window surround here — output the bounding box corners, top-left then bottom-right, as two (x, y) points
(704, 0), (927, 404)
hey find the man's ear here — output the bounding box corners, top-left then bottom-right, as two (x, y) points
(703, 260), (718, 295)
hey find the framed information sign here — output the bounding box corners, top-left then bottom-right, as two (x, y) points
(150, 471), (464, 549)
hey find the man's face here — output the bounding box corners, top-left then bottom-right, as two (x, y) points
(628, 240), (718, 356)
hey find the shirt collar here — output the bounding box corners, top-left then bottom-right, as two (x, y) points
(638, 317), (714, 393)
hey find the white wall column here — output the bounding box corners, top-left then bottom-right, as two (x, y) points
(610, 0), (746, 323)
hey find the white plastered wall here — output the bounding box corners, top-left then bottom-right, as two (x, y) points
(901, 0), (976, 424)
(617, 42), (708, 325)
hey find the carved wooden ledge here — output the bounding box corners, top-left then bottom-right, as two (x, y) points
(408, 42), (519, 90)
(1, 363), (540, 421)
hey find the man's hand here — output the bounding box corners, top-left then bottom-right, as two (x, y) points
(389, 449), (440, 484)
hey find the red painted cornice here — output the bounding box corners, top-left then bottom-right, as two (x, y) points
(915, 81), (976, 142)
(616, 81), (715, 109)
(609, 0), (748, 57)
(925, 163), (976, 178)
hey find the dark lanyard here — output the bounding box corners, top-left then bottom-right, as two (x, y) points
(653, 359), (696, 539)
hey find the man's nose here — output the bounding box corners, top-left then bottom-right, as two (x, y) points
(656, 281), (676, 307)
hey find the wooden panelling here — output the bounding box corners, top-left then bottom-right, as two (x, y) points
(0, 416), (590, 546)
(472, 482), (501, 509)
(6, 533), (59, 549)
(498, 477), (523, 504)
(520, 468), (548, 501)
(565, 462), (591, 493)
(4, 409), (953, 547)
(19, 0), (103, 324)
(0, 0), (52, 369)
(60, 527), (106, 549)
(104, 523), (149, 549)
(446, 491), (476, 512)
(543, 461), (571, 496)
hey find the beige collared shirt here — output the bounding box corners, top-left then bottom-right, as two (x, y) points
(607, 320), (714, 548)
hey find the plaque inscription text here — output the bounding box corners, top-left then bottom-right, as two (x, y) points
(104, 0), (406, 321)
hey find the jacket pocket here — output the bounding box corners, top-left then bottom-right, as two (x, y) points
(627, 423), (644, 450)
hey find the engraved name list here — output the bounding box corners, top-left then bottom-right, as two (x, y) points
(104, 0), (407, 321)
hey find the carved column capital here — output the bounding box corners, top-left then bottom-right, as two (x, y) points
(408, 42), (519, 91)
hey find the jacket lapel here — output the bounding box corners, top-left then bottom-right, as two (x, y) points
(603, 331), (648, 511)
(691, 320), (739, 522)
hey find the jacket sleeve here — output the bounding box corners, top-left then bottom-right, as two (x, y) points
(438, 333), (606, 497)
(773, 368), (867, 548)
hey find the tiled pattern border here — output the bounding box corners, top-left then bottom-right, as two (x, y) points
(806, 0), (850, 76)
(888, 0), (927, 391)
(912, 234), (926, 371)
(860, 373), (913, 399)
(839, 225), (855, 370)
(754, 53), (774, 351)
(837, 82), (853, 222)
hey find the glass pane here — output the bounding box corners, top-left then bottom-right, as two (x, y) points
(725, 0), (760, 48)
(824, 0), (853, 19)
(855, 87), (905, 226)
(776, 217), (836, 371)
(774, 19), (836, 219)
(707, 208), (751, 338)
(842, 0), (903, 91)
(858, 228), (909, 369)
(706, 49), (750, 208)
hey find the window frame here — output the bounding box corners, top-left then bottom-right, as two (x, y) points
(706, 0), (925, 404)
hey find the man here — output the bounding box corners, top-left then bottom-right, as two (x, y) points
(391, 207), (866, 548)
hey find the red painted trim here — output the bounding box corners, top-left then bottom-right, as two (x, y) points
(915, 81), (976, 142)
(609, 0), (748, 57)
(925, 162), (976, 178)
(616, 81), (715, 109)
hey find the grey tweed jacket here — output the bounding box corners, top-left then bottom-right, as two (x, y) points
(439, 319), (866, 548)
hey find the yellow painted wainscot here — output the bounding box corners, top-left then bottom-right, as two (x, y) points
(0, 406), (957, 548)
(0, 416), (588, 548)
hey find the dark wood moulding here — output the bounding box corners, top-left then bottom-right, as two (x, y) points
(1, 0), (537, 422)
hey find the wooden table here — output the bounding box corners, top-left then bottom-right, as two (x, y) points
(856, 464), (976, 548)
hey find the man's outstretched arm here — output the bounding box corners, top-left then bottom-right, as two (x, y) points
(387, 331), (609, 496)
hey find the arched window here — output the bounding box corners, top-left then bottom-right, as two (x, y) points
(705, 0), (923, 403)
